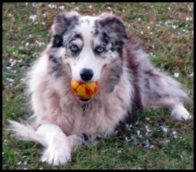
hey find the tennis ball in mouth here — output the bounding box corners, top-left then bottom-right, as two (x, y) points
(70, 80), (99, 100)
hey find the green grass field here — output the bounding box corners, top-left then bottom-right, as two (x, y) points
(3, 3), (193, 169)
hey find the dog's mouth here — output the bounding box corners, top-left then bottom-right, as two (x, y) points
(78, 97), (92, 104)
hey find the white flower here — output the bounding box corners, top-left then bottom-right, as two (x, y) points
(48, 4), (56, 9)
(147, 26), (150, 30)
(59, 6), (65, 10)
(189, 73), (193, 77)
(25, 42), (29, 47)
(43, 13), (47, 18)
(17, 161), (22, 165)
(9, 58), (17, 67)
(107, 6), (112, 10)
(160, 125), (168, 134)
(137, 17), (141, 22)
(172, 25), (177, 29)
(137, 130), (142, 138)
(174, 72), (179, 78)
(74, 7), (80, 11)
(172, 130), (177, 138)
(145, 125), (151, 133)
(35, 40), (45, 47)
(29, 15), (37, 22)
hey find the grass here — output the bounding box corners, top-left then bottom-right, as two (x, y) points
(2, 2), (193, 170)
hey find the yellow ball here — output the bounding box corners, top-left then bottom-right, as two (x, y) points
(70, 80), (99, 100)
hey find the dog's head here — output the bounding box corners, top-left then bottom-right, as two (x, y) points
(49, 11), (128, 92)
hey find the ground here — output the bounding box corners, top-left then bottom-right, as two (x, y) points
(3, 2), (193, 169)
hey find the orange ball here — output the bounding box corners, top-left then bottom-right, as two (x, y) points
(70, 80), (99, 100)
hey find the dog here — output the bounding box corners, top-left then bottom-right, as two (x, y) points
(8, 11), (192, 166)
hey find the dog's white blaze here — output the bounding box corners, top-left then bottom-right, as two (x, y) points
(70, 16), (103, 81)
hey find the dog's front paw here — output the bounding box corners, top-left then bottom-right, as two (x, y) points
(41, 143), (71, 166)
(171, 104), (192, 121)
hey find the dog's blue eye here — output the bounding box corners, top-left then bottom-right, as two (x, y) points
(70, 44), (80, 53)
(95, 46), (105, 54)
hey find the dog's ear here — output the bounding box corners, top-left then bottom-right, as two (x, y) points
(51, 11), (79, 36)
(98, 13), (127, 39)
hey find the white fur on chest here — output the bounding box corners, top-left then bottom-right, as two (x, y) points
(55, 63), (133, 136)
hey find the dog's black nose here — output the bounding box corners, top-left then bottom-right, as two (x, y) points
(80, 68), (93, 81)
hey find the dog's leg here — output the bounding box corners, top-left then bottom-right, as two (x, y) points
(36, 124), (72, 166)
(140, 68), (192, 121)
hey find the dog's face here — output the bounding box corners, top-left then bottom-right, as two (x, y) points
(49, 12), (127, 90)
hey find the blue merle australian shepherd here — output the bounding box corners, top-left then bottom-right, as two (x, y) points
(9, 11), (192, 165)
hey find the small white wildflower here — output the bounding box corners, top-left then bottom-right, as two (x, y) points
(160, 125), (168, 134)
(48, 4), (56, 9)
(42, 22), (46, 25)
(107, 6), (112, 10)
(137, 130), (142, 138)
(28, 34), (33, 38)
(24, 160), (27, 165)
(35, 40), (45, 47)
(144, 139), (154, 148)
(43, 13), (47, 18)
(25, 3), (28, 6)
(20, 78), (26, 84)
(150, 32), (153, 35)
(163, 139), (170, 144)
(17, 161), (22, 165)
(188, 5), (193, 12)
(172, 25), (177, 29)
(147, 26), (150, 30)
(32, 3), (36, 7)
(145, 117), (150, 121)
(172, 130), (177, 138)
(189, 73), (193, 77)
(6, 78), (14, 87)
(6, 66), (11, 70)
(125, 136), (131, 142)
(25, 42), (29, 47)
(144, 139), (150, 147)
(149, 145), (155, 148)
(164, 21), (169, 26)
(174, 72), (179, 78)
(137, 17), (141, 22)
(9, 58), (17, 67)
(168, 7), (171, 11)
(88, 5), (92, 9)
(19, 46), (23, 50)
(8, 13), (12, 17)
(18, 59), (23, 63)
(74, 7), (80, 11)
(186, 17), (190, 21)
(140, 31), (144, 35)
(29, 15), (37, 22)
(145, 125), (151, 133)
(117, 149), (122, 153)
(59, 5), (65, 10)
(182, 29), (187, 33)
